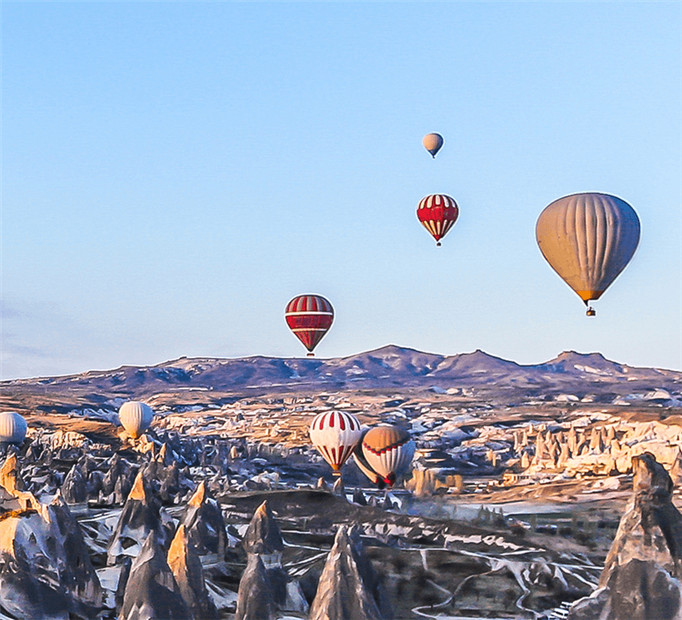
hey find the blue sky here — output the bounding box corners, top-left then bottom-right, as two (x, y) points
(2, 2), (680, 379)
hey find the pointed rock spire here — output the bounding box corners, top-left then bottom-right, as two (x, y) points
(179, 481), (227, 556)
(167, 525), (218, 619)
(309, 526), (389, 620)
(107, 470), (171, 565)
(568, 452), (682, 620)
(120, 532), (189, 620)
(243, 500), (283, 558)
(235, 554), (277, 620)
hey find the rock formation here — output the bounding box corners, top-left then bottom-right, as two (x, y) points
(167, 524), (218, 619)
(119, 532), (189, 620)
(309, 525), (391, 620)
(568, 452), (682, 620)
(107, 470), (173, 565)
(235, 554), (276, 620)
(0, 493), (102, 618)
(178, 481), (226, 557)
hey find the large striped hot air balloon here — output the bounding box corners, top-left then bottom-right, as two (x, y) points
(309, 410), (363, 474)
(118, 401), (154, 438)
(284, 294), (334, 356)
(536, 192), (641, 317)
(422, 133), (444, 158)
(417, 194), (459, 247)
(359, 425), (415, 487)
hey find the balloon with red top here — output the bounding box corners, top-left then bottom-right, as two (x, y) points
(359, 425), (415, 487)
(417, 194), (459, 247)
(309, 410), (363, 474)
(284, 294), (334, 356)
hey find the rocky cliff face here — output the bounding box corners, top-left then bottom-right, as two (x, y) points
(568, 452), (682, 620)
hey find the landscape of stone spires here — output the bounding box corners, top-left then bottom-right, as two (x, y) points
(309, 525), (390, 620)
(119, 531), (189, 620)
(568, 452), (682, 619)
(167, 524), (218, 620)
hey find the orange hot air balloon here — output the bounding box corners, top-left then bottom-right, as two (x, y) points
(422, 133), (444, 158)
(536, 192), (641, 316)
(284, 294), (334, 356)
(358, 425), (415, 487)
(417, 194), (459, 247)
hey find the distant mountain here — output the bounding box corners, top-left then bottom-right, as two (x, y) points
(2, 345), (681, 409)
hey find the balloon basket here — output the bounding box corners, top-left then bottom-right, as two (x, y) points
(307, 352), (315, 357)
(436, 241), (441, 247)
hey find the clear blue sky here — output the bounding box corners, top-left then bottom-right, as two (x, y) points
(2, 2), (681, 379)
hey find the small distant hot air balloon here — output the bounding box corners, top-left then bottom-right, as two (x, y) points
(285, 294), (334, 357)
(422, 133), (444, 158)
(358, 425), (415, 487)
(417, 194), (459, 247)
(309, 411), (363, 475)
(536, 192), (641, 316)
(118, 401), (154, 438)
(0, 412), (27, 444)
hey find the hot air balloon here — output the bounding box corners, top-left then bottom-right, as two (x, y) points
(118, 401), (154, 438)
(284, 294), (334, 356)
(309, 410), (363, 475)
(536, 192), (641, 316)
(417, 194), (459, 247)
(422, 133), (444, 158)
(358, 425), (415, 487)
(0, 412), (27, 444)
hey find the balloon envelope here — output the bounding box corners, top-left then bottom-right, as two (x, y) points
(0, 412), (27, 444)
(361, 425), (415, 487)
(285, 295), (334, 354)
(422, 133), (444, 158)
(417, 194), (459, 245)
(536, 193), (640, 305)
(309, 411), (362, 472)
(118, 401), (154, 438)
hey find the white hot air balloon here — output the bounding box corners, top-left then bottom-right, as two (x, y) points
(536, 192), (641, 316)
(118, 401), (154, 438)
(309, 410), (363, 475)
(0, 412), (27, 444)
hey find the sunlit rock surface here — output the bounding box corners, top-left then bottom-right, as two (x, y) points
(119, 532), (189, 620)
(309, 525), (391, 620)
(568, 452), (682, 620)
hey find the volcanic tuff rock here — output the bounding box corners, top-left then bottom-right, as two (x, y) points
(309, 525), (391, 620)
(107, 470), (173, 565)
(119, 532), (189, 620)
(167, 524), (218, 619)
(0, 493), (102, 618)
(235, 554), (276, 620)
(242, 500), (284, 559)
(568, 452), (682, 619)
(178, 481), (227, 557)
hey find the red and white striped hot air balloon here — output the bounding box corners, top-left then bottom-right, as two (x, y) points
(417, 194), (459, 247)
(309, 411), (363, 473)
(360, 425), (415, 487)
(284, 294), (334, 356)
